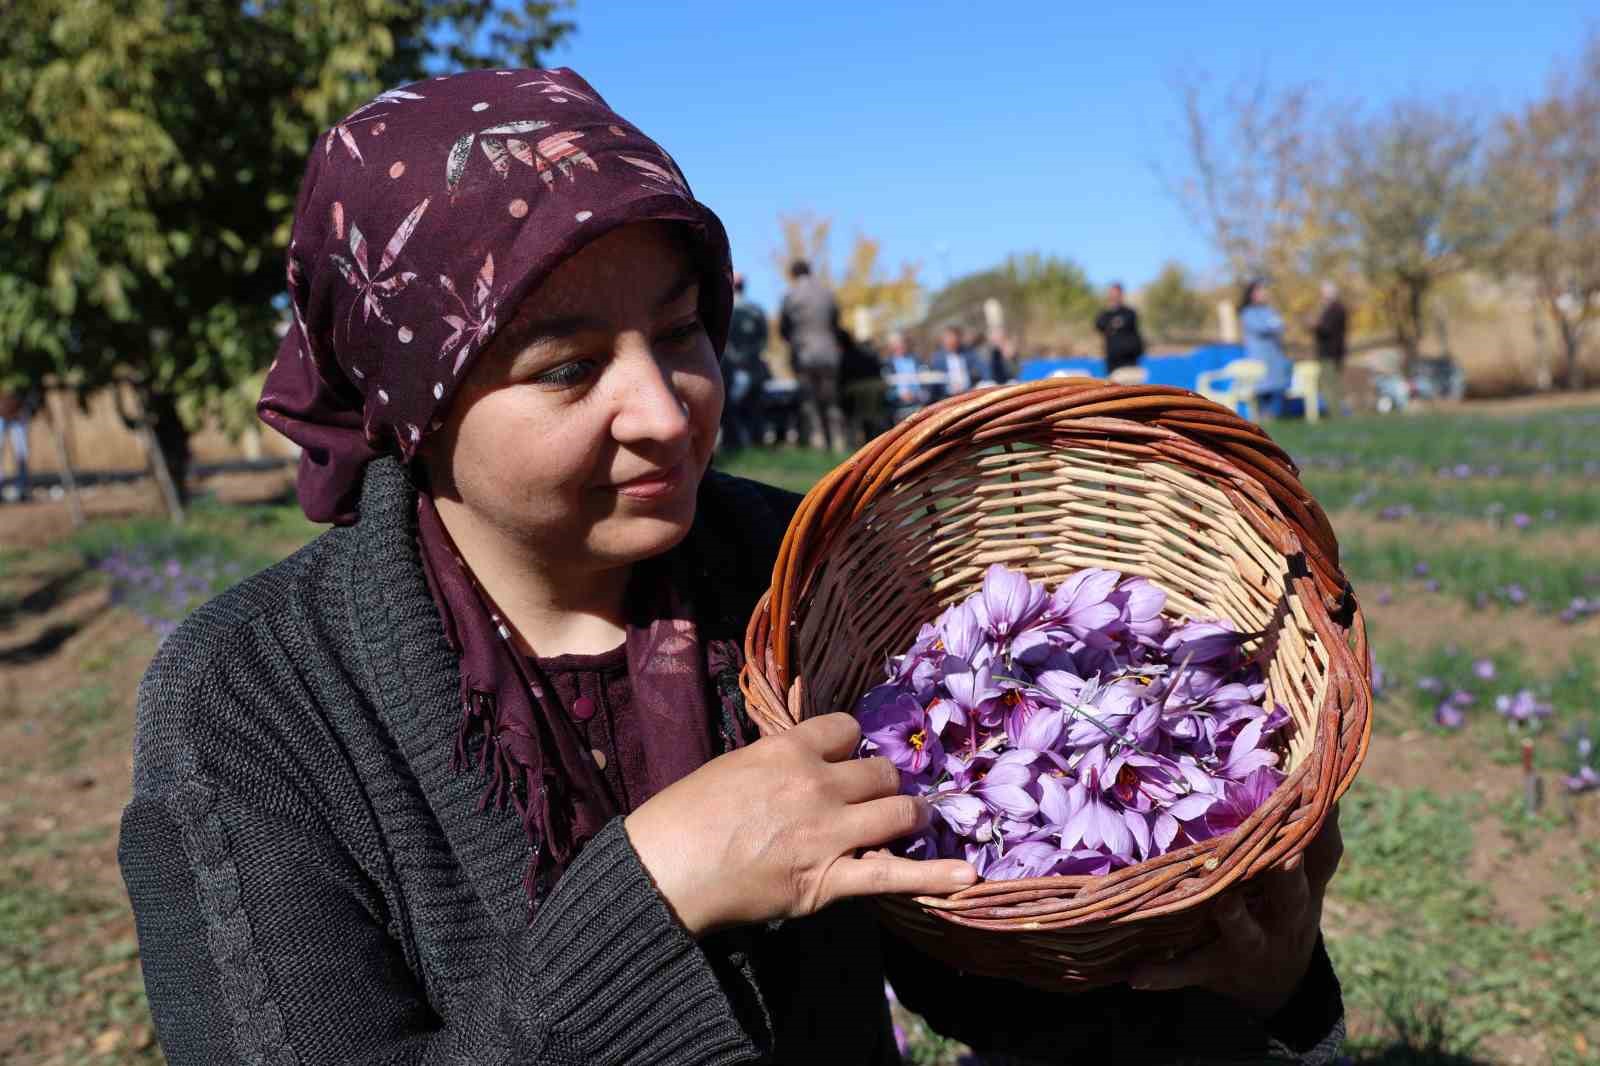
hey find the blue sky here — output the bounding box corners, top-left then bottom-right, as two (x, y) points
(548, 2), (1595, 312)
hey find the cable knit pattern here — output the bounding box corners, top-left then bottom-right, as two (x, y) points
(166, 780), (299, 1066)
(118, 457), (1346, 1065)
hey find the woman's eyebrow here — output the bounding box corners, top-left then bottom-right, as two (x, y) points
(513, 268), (700, 344)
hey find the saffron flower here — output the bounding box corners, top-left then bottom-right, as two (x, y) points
(852, 564), (1290, 881)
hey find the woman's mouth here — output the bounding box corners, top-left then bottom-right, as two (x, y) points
(609, 460), (685, 500)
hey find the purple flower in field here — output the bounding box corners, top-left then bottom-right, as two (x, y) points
(1512, 512), (1532, 529)
(1423, 579), (1441, 593)
(1472, 659), (1496, 681)
(1378, 504), (1413, 521)
(1413, 561), (1431, 577)
(862, 694), (944, 777)
(1495, 690), (1552, 724)
(971, 564), (1050, 644)
(164, 559), (183, 579)
(1448, 689), (1474, 708)
(1565, 766), (1600, 793)
(1202, 767), (1281, 837)
(1434, 701), (1466, 729)
(1504, 584), (1528, 606)
(1377, 587), (1393, 606)
(1417, 676), (1443, 694)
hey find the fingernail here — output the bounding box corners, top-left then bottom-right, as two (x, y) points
(952, 865), (978, 885)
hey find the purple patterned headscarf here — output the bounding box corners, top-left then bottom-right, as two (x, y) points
(259, 67), (731, 523)
(258, 69), (742, 911)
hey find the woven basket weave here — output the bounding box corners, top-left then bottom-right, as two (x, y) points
(739, 380), (1371, 991)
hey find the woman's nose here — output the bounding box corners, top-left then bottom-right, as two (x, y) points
(610, 343), (691, 445)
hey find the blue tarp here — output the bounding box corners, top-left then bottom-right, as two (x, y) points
(1017, 344), (1245, 391)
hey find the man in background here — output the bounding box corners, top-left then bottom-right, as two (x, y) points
(720, 272), (770, 450)
(779, 259), (845, 451)
(935, 325), (981, 397)
(1312, 280), (1349, 418)
(1094, 282), (1145, 376)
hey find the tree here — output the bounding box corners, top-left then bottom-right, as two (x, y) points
(1141, 261), (1212, 341)
(0, 1), (574, 515)
(924, 253), (1096, 345)
(1328, 99), (1492, 369)
(1486, 33), (1600, 389)
(1160, 73), (1349, 345)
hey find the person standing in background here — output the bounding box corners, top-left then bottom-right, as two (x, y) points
(1094, 283), (1145, 376)
(935, 326), (980, 397)
(983, 327), (1016, 385)
(779, 260), (845, 451)
(884, 331), (926, 408)
(1239, 278), (1293, 417)
(720, 273), (770, 450)
(1311, 281), (1348, 419)
(837, 327), (885, 449)
(0, 383), (40, 503)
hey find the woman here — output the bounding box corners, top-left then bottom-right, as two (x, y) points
(1239, 279), (1294, 417)
(119, 70), (1346, 1064)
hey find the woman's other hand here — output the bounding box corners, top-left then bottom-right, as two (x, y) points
(624, 712), (978, 937)
(1128, 805), (1344, 1013)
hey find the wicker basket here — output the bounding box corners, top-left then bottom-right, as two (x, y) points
(739, 380), (1371, 991)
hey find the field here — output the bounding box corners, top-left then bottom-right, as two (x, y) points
(1, 398), (1597, 1064)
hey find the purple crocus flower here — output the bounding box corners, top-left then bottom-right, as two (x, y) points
(985, 840), (1066, 880)
(1565, 766), (1599, 793)
(971, 564), (1050, 644)
(1512, 512), (1531, 529)
(1434, 700), (1465, 729)
(927, 782), (987, 836)
(1202, 767), (1282, 837)
(1215, 715), (1280, 780)
(1496, 690), (1552, 723)
(1045, 567), (1122, 643)
(1058, 747), (1143, 863)
(1472, 659), (1496, 681)
(1417, 676), (1443, 694)
(972, 749), (1041, 820)
(862, 693), (944, 777)
(1161, 621), (1249, 665)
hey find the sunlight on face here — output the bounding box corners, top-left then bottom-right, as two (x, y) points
(421, 222), (723, 573)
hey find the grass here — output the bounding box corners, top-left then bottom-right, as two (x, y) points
(1329, 782), (1600, 1065)
(1341, 534), (1599, 614)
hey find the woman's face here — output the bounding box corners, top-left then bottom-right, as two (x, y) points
(421, 222), (723, 573)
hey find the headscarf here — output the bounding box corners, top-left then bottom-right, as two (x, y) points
(258, 69), (740, 911)
(259, 67), (731, 523)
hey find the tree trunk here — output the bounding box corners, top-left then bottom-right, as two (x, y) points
(144, 390), (192, 510)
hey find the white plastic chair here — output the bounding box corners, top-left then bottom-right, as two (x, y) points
(1195, 358), (1268, 421)
(1287, 361), (1322, 422)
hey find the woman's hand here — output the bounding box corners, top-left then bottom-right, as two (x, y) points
(624, 712), (978, 938)
(1128, 805), (1344, 1013)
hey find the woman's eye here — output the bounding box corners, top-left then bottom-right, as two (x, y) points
(532, 359), (596, 388)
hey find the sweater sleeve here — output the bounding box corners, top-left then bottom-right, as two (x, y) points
(882, 927), (1344, 1064)
(120, 786), (764, 1066)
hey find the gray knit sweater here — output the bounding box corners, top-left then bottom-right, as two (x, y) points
(119, 457), (1345, 1065)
